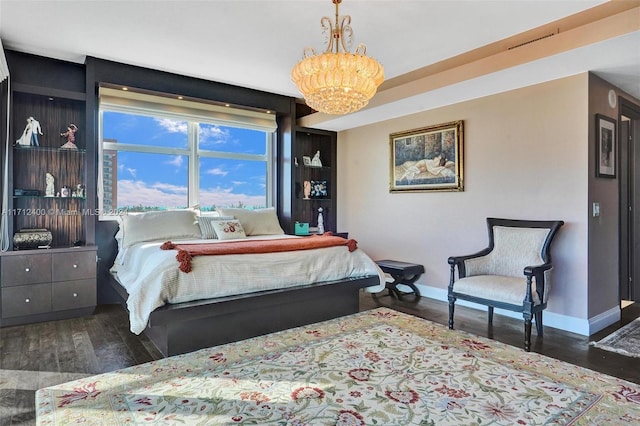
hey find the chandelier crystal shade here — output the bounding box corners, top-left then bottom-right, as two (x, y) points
(291, 0), (384, 115)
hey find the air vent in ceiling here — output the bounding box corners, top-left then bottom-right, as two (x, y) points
(508, 30), (558, 50)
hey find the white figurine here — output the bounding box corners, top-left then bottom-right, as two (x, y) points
(317, 207), (324, 234)
(303, 180), (311, 200)
(45, 173), (55, 197)
(311, 150), (322, 167)
(16, 117), (43, 146)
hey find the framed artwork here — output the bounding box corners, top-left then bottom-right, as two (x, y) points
(389, 120), (464, 192)
(596, 114), (616, 178)
(302, 156), (312, 166)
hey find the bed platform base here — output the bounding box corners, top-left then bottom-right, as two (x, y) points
(108, 275), (378, 357)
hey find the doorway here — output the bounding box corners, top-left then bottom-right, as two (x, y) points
(619, 98), (640, 303)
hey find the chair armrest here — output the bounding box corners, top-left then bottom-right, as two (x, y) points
(523, 262), (553, 305)
(448, 248), (492, 266)
(523, 262), (552, 276)
(448, 248), (492, 279)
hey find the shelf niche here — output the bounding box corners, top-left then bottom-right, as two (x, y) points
(291, 128), (337, 234)
(9, 85), (87, 249)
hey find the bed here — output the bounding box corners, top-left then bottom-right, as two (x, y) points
(106, 208), (385, 356)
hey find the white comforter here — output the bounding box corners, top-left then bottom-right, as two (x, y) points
(114, 235), (386, 334)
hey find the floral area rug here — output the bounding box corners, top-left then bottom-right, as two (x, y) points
(591, 317), (640, 358)
(37, 308), (640, 425)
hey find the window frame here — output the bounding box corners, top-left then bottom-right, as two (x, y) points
(98, 97), (275, 219)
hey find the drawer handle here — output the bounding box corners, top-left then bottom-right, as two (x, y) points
(25, 298), (30, 303)
(73, 264), (78, 269)
(73, 293), (78, 297)
(25, 267), (30, 272)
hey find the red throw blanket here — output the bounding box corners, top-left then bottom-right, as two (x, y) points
(161, 233), (358, 273)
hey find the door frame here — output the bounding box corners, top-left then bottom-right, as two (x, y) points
(619, 97), (640, 302)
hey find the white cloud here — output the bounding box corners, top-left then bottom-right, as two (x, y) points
(166, 155), (184, 167)
(200, 125), (230, 145)
(199, 185), (265, 209)
(205, 167), (228, 176)
(117, 180), (187, 208)
(151, 182), (188, 194)
(155, 118), (187, 133)
(116, 179), (264, 209)
(127, 168), (137, 178)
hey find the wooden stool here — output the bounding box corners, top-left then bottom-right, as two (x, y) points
(375, 260), (424, 298)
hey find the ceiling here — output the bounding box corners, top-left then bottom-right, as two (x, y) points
(1, 0), (638, 131)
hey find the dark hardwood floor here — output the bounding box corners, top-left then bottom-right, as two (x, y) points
(1, 293), (638, 425)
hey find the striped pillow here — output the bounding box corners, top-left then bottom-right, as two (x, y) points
(197, 216), (235, 239)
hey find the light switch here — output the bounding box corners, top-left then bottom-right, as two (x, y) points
(593, 202), (600, 217)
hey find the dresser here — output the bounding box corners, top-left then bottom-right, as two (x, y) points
(0, 246), (97, 327)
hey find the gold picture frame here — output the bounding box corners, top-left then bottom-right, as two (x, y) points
(390, 120), (464, 192)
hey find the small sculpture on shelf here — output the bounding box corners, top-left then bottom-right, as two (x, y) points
(74, 183), (86, 198)
(311, 150), (322, 167)
(303, 180), (311, 200)
(60, 123), (79, 149)
(15, 116), (43, 146)
(45, 173), (55, 197)
(317, 207), (324, 234)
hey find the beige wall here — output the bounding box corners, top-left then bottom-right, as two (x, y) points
(337, 74), (593, 333)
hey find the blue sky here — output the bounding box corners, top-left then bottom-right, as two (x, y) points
(103, 112), (267, 210)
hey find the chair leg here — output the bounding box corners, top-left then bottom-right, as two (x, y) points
(535, 312), (543, 336)
(488, 306), (494, 325)
(448, 298), (455, 329)
(524, 317), (532, 352)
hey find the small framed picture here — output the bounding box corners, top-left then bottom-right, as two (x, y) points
(302, 156), (311, 166)
(310, 180), (328, 198)
(596, 114), (616, 178)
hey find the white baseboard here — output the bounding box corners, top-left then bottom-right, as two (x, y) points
(588, 306), (621, 335)
(403, 284), (620, 337)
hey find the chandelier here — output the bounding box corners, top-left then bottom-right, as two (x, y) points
(291, 0), (384, 115)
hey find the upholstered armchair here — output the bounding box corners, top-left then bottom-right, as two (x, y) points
(448, 218), (564, 352)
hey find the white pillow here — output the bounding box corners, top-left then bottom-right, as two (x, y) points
(216, 207), (284, 236)
(119, 210), (201, 248)
(210, 219), (247, 240)
(197, 216), (235, 239)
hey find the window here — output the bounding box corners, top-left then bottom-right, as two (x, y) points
(98, 88), (276, 217)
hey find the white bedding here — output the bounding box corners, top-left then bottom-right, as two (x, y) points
(113, 235), (386, 334)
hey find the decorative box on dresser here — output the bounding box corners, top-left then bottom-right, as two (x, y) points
(0, 50), (97, 326)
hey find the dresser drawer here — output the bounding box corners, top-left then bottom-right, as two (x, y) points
(52, 279), (96, 311)
(52, 251), (96, 282)
(1, 253), (52, 287)
(1, 283), (51, 317)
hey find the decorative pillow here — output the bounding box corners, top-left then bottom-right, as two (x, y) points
(210, 219), (247, 240)
(120, 209), (201, 248)
(197, 216), (235, 239)
(216, 207), (284, 236)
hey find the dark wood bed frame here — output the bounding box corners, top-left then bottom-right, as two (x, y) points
(107, 273), (378, 357)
